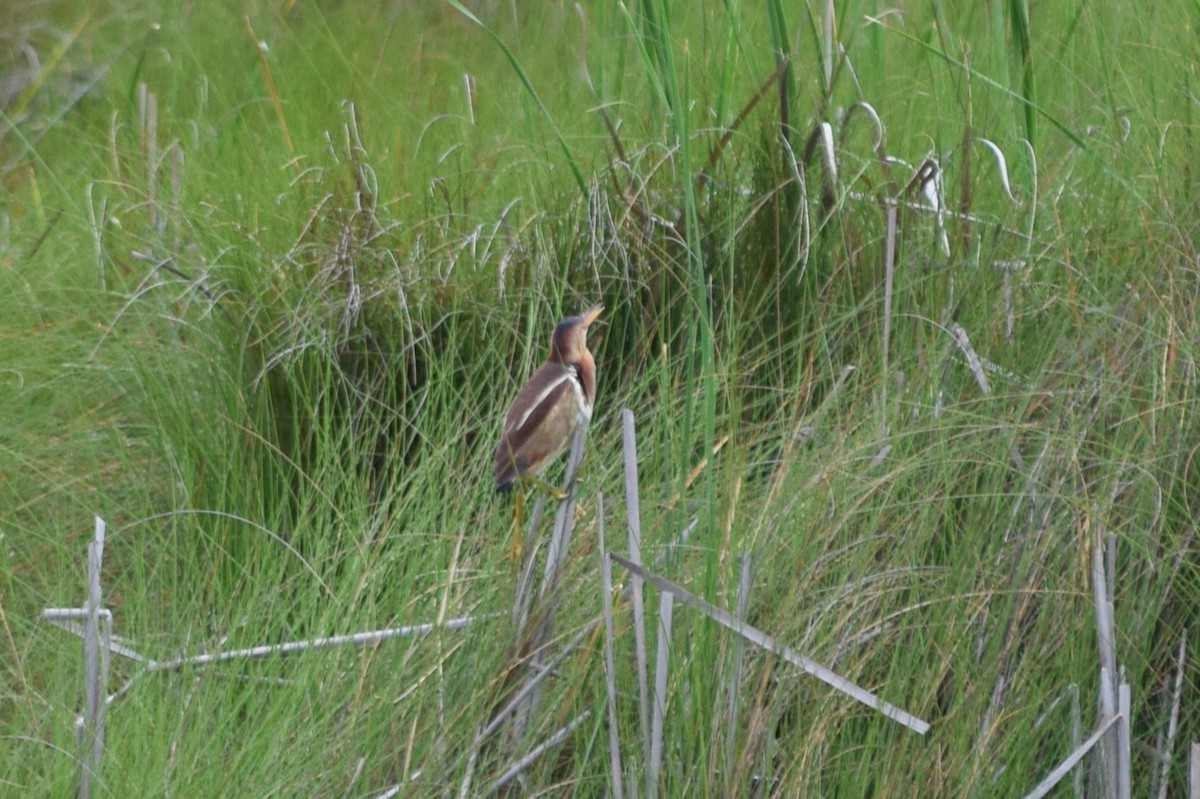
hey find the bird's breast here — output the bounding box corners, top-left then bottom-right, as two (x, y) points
(569, 364), (592, 422)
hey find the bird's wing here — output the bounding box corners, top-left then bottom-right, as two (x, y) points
(505, 368), (577, 438)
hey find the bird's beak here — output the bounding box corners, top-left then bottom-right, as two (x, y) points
(580, 303), (604, 327)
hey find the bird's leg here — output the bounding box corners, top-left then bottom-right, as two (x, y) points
(509, 487), (526, 564)
(521, 473), (569, 502)
(509, 474), (575, 564)
(544, 471), (590, 519)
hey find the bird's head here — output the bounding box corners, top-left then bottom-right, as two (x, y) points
(549, 303), (603, 363)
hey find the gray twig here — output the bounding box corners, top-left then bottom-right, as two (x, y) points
(1021, 716), (1120, 799)
(599, 495), (626, 799)
(609, 554), (929, 735)
(622, 408), (653, 784)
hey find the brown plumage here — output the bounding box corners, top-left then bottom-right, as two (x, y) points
(494, 304), (603, 492)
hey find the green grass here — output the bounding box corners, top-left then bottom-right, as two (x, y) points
(2, 0), (1198, 795)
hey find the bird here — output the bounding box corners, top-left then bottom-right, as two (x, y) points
(493, 304), (602, 559)
(494, 303), (603, 496)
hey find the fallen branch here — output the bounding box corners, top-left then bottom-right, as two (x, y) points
(608, 553), (929, 735)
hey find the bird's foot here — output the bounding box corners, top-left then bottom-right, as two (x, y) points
(524, 474), (569, 502)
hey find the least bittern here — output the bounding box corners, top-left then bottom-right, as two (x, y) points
(494, 303), (603, 558)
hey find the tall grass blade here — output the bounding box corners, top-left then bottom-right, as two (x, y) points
(444, 0), (587, 197)
(822, 0), (835, 93)
(703, 57), (790, 183)
(764, 0), (794, 140)
(1007, 0), (1037, 144)
(876, 21), (1149, 208)
(243, 16), (293, 155)
(458, 745), (477, 799)
(613, 1), (668, 112)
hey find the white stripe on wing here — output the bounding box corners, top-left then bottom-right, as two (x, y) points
(514, 372), (573, 433)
